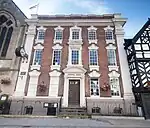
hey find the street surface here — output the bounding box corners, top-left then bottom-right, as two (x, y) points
(0, 116), (149, 128)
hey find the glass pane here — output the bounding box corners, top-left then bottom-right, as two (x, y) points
(55, 31), (62, 40)
(0, 15), (8, 25)
(71, 50), (79, 64)
(1, 27), (13, 57)
(53, 50), (61, 65)
(90, 50), (98, 65)
(0, 27), (7, 51)
(107, 49), (116, 66)
(38, 31), (45, 40)
(34, 50), (42, 65)
(72, 30), (79, 39)
(88, 31), (96, 40)
(106, 30), (113, 40)
(90, 79), (99, 96)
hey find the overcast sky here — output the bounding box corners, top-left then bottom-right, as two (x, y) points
(13, 0), (150, 38)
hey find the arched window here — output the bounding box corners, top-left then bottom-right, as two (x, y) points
(0, 15), (14, 57)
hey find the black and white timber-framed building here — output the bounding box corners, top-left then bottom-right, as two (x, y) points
(124, 18), (150, 119)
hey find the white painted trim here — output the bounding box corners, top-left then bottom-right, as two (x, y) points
(35, 39), (44, 44)
(87, 26), (97, 31)
(54, 26), (64, 44)
(109, 77), (121, 97)
(107, 48), (117, 67)
(33, 44), (44, 50)
(54, 26), (64, 31)
(88, 40), (98, 44)
(87, 97), (123, 100)
(88, 26), (97, 43)
(30, 65), (41, 70)
(88, 44), (99, 50)
(106, 44), (116, 50)
(52, 44), (62, 50)
(53, 39), (63, 44)
(29, 70), (41, 77)
(106, 39), (115, 45)
(67, 46), (82, 66)
(89, 66), (99, 71)
(88, 45), (99, 69)
(104, 25), (114, 31)
(49, 70), (61, 77)
(108, 71), (120, 78)
(89, 78), (100, 97)
(51, 65), (60, 70)
(69, 25), (82, 41)
(32, 49), (43, 66)
(37, 26), (47, 31)
(36, 26), (47, 44)
(62, 75), (86, 107)
(115, 24), (134, 99)
(88, 70), (100, 77)
(108, 66), (119, 72)
(24, 96), (61, 99)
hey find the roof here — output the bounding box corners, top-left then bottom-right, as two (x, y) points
(38, 14), (115, 20)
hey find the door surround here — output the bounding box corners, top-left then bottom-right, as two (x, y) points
(62, 66), (86, 107)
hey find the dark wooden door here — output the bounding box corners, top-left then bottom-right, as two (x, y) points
(68, 80), (80, 107)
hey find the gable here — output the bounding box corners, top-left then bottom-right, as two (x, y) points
(0, 0), (27, 26)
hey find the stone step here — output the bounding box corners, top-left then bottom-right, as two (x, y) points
(59, 111), (87, 115)
(59, 107), (87, 115)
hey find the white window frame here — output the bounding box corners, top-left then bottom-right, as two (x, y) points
(88, 26), (97, 44)
(51, 44), (62, 70)
(89, 49), (98, 66)
(88, 44), (99, 71)
(52, 50), (61, 66)
(36, 26), (47, 44)
(104, 26), (115, 44)
(108, 71), (120, 97)
(90, 78), (100, 97)
(54, 26), (64, 44)
(69, 25), (82, 43)
(109, 77), (120, 97)
(106, 44), (118, 71)
(31, 44), (44, 70)
(107, 49), (117, 66)
(71, 49), (79, 65)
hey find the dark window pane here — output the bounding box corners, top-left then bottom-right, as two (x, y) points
(6, 20), (13, 26)
(0, 15), (7, 25)
(0, 27), (7, 51)
(1, 27), (13, 57)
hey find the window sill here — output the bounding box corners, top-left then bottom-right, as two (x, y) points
(51, 65), (60, 70)
(88, 96), (100, 99)
(108, 65), (119, 71)
(89, 65), (99, 71)
(68, 39), (83, 44)
(35, 39), (44, 44)
(67, 64), (83, 68)
(106, 39), (115, 44)
(30, 65), (41, 70)
(88, 39), (98, 44)
(53, 39), (63, 44)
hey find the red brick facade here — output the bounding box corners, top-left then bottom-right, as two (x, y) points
(34, 24), (123, 97)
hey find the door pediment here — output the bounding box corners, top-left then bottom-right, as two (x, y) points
(63, 66), (86, 74)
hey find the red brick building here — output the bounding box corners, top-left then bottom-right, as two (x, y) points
(11, 14), (137, 116)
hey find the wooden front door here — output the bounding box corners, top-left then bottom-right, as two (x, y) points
(68, 80), (80, 107)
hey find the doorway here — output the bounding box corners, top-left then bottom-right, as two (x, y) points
(68, 80), (80, 107)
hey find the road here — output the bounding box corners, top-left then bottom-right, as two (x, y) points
(0, 117), (149, 128)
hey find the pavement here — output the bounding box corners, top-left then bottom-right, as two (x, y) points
(0, 116), (149, 128)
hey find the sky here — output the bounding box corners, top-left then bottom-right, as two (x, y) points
(13, 0), (150, 38)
